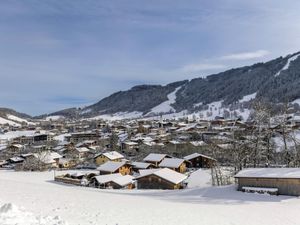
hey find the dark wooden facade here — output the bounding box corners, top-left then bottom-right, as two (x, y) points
(236, 177), (300, 196)
(136, 174), (183, 190)
(187, 155), (216, 168)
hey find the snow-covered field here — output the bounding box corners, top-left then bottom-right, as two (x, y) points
(0, 169), (300, 225)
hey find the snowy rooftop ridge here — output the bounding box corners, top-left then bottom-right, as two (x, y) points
(235, 168), (300, 179)
(95, 151), (124, 160)
(136, 168), (187, 184)
(97, 161), (127, 172)
(184, 152), (216, 161)
(143, 153), (169, 162)
(94, 173), (123, 184)
(159, 158), (185, 168)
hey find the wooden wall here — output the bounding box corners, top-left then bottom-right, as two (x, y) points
(136, 174), (181, 189)
(237, 177), (300, 196)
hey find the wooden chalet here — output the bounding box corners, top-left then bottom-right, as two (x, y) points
(184, 153), (216, 168)
(97, 161), (132, 175)
(158, 158), (187, 173)
(135, 168), (187, 189)
(92, 173), (135, 189)
(143, 153), (172, 167)
(94, 151), (124, 166)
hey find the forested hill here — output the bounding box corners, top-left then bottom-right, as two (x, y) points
(48, 51), (300, 118)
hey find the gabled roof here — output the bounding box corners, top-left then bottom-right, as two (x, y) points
(136, 168), (187, 185)
(95, 151), (124, 160)
(33, 151), (62, 164)
(9, 156), (24, 163)
(112, 175), (135, 186)
(143, 153), (169, 162)
(131, 162), (153, 169)
(184, 153), (216, 161)
(76, 147), (90, 153)
(97, 161), (127, 172)
(10, 144), (23, 148)
(94, 173), (123, 184)
(159, 158), (185, 169)
(138, 169), (160, 177)
(235, 168), (300, 179)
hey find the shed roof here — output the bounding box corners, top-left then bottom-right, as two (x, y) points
(235, 168), (300, 179)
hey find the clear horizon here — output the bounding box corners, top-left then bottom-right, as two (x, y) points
(1, 0), (300, 115)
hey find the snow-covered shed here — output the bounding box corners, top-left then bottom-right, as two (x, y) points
(235, 168), (300, 196)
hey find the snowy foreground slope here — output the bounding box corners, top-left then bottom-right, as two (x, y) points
(0, 170), (300, 225)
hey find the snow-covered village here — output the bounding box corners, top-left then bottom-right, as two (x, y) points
(2, 1), (300, 225)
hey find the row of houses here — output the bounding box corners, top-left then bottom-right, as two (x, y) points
(56, 166), (189, 190)
(55, 151), (216, 190)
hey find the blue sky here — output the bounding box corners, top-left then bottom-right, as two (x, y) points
(1, 0), (300, 115)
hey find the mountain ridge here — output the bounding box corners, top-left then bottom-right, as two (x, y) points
(33, 51), (300, 119)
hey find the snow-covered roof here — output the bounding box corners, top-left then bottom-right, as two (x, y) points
(76, 147), (90, 153)
(97, 161), (127, 172)
(9, 156), (24, 162)
(143, 153), (168, 162)
(112, 175), (134, 186)
(96, 151), (124, 160)
(138, 169), (160, 176)
(136, 168), (187, 184)
(124, 141), (138, 146)
(20, 153), (33, 158)
(94, 173), (123, 184)
(190, 141), (206, 147)
(131, 162), (153, 169)
(184, 153), (216, 161)
(11, 144), (23, 148)
(33, 152), (62, 164)
(159, 158), (185, 168)
(94, 173), (134, 186)
(235, 168), (300, 179)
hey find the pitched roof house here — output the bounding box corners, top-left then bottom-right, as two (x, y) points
(159, 158), (187, 173)
(135, 168), (187, 189)
(143, 153), (172, 166)
(184, 153), (216, 168)
(94, 151), (125, 165)
(97, 161), (131, 175)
